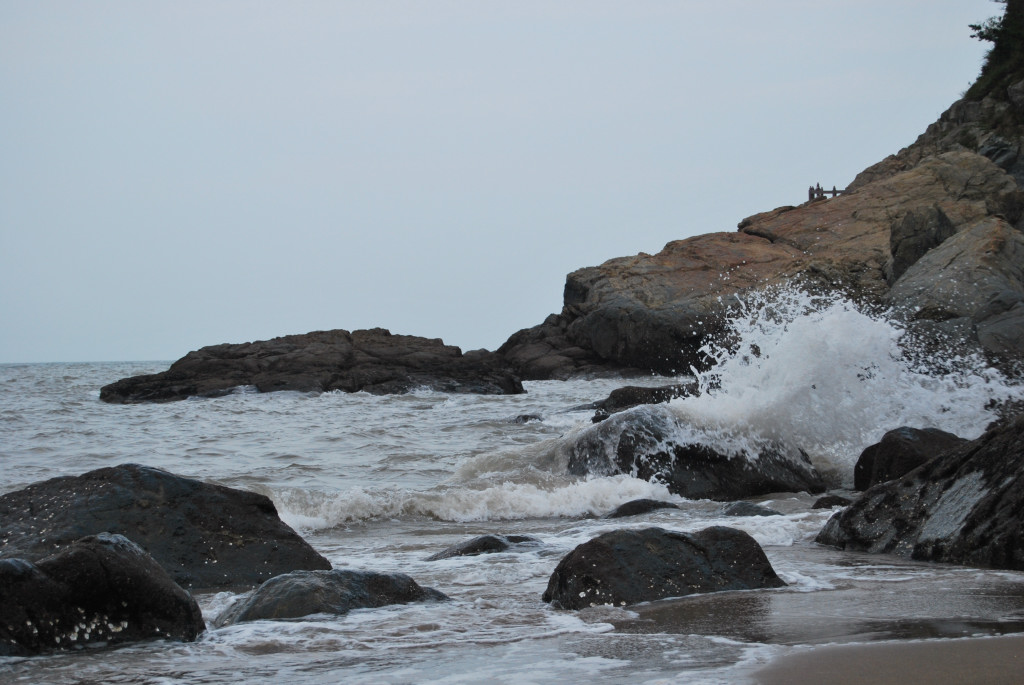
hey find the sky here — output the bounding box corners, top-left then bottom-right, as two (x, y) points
(0, 1), (997, 363)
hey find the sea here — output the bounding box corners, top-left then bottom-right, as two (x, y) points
(4, 290), (1024, 684)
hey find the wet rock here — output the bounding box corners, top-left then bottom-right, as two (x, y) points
(213, 569), (448, 626)
(100, 328), (524, 403)
(0, 534), (204, 656)
(816, 414), (1024, 570)
(722, 501), (782, 517)
(567, 406), (825, 501)
(602, 499), (680, 519)
(542, 526), (786, 609)
(0, 464), (331, 590)
(854, 427), (967, 491)
(812, 494), (853, 509)
(594, 383), (697, 414)
(512, 414), (543, 424)
(425, 534), (541, 561)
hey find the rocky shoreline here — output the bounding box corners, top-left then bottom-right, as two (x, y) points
(16, 1), (1024, 662)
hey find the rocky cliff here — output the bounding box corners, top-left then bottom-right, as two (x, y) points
(499, 61), (1024, 379)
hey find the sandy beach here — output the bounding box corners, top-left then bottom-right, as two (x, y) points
(753, 634), (1024, 684)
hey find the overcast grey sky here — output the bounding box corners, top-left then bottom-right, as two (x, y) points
(0, 1), (995, 363)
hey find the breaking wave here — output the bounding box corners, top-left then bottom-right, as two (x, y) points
(669, 288), (1023, 483)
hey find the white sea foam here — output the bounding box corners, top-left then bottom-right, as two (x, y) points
(272, 474), (681, 529)
(667, 288), (1023, 484)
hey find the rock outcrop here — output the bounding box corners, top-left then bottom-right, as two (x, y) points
(213, 569), (448, 626)
(0, 464), (331, 590)
(567, 406), (825, 500)
(500, 102), (1024, 378)
(0, 534), (204, 656)
(853, 427), (967, 491)
(542, 526), (785, 609)
(101, 328), (524, 403)
(816, 414), (1024, 570)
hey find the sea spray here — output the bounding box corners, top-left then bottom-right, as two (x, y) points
(671, 288), (1023, 484)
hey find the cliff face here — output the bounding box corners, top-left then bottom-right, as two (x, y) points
(499, 66), (1024, 379)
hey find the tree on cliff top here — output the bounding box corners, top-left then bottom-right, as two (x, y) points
(967, 0), (1024, 100)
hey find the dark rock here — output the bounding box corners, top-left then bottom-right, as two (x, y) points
(425, 534), (541, 561)
(100, 328), (524, 403)
(722, 501), (782, 517)
(812, 494), (853, 509)
(603, 499), (680, 519)
(541, 526), (786, 609)
(595, 383), (697, 414)
(587, 383), (698, 422)
(567, 406), (825, 501)
(0, 533), (204, 656)
(512, 414), (543, 424)
(887, 204), (957, 283)
(853, 427), (967, 491)
(0, 464), (331, 590)
(213, 569), (448, 626)
(816, 414), (1024, 570)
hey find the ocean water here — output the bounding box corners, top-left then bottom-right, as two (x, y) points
(4, 291), (1024, 684)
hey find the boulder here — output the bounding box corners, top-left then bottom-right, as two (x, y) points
(590, 383), (697, 422)
(602, 499), (680, 519)
(0, 534), (204, 656)
(812, 494), (853, 509)
(722, 501), (782, 517)
(816, 414), (1024, 570)
(213, 569), (448, 626)
(100, 328), (524, 403)
(0, 464), (331, 590)
(425, 534), (541, 561)
(541, 526), (785, 609)
(853, 427), (968, 491)
(566, 406), (825, 500)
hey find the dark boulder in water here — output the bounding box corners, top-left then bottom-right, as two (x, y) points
(588, 383), (698, 423)
(853, 426), (967, 490)
(817, 414), (1024, 570)
(0, 533), (204, 656)
(542, 526), (786, 610)
(722, 501), (782, 517)
(99, 328), (524, 403)
(213, 569), (448, 626)
(812, 494), (853, 509)
(602, 498), (680, 519)
(567, 406), (825, 501)
(0, 464), (331, 590)
(425, 534), (541, 561)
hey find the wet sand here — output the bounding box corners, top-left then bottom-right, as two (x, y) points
(753, 634), (1024, 685)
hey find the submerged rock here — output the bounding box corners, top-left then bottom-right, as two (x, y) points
(0, 464), (331, 590)
(542, 526), (785, 610)
(812, 494), (853, 509)
(722, 501), (782, 517)
(853, 426), (967, 491)
(567, 406), (825, 500)
(425, 534), (541, 561)
(0, 534), (204, 656)
(213, 569), (448, 626)
(817, 414), (1024, 570)
(602, 499), (680, 519)
(100, 328), (524, 403)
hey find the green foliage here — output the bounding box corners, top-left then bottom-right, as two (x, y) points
(966, 0), (1024, 101)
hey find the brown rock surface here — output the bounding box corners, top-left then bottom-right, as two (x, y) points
(500, 149), (1024, 377)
